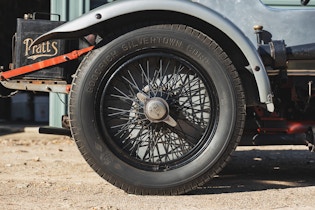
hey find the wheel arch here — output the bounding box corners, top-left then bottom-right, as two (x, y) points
(34, 0), (274, 111)
(95, 11), (263, 108)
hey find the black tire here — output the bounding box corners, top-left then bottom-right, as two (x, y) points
(69, 24), (245, 195)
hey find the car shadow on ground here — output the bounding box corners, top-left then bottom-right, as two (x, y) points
(189, 147), (315, 195)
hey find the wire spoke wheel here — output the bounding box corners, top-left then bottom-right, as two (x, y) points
(69, 24), (245, 195)
(99, 52), (217, 171)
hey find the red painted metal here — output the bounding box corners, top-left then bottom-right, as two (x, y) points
(287, 121), (315, 134)
(258, 119), (315, 134)
(0, 46), (94, 80)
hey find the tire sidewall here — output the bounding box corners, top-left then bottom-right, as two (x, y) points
(70, 25), (240, 189)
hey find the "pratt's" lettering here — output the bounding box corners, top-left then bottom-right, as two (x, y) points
(23, 38), (58, 60)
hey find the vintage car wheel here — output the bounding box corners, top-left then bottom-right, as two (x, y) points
(69, 24), (245, 195)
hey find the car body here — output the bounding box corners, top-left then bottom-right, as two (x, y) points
(1, 0), (314, 195)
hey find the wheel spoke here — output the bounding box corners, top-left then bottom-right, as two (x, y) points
(100, 51), (217, 171)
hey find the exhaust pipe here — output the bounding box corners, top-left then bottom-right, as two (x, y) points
(39, 126), (71, 136)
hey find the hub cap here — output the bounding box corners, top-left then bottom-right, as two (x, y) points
(145, 97), (168, 121)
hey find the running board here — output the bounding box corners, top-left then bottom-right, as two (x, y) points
(39, 126), (72, 136)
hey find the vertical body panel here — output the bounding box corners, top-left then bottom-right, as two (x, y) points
(196, 0), (315, 46)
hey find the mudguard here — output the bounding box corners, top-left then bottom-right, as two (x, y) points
(34, 0), (274, 111)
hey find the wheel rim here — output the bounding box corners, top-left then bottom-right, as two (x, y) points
(97, 50), (219, 172)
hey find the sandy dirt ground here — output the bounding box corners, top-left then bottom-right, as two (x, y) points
(1, 129), (315, 210)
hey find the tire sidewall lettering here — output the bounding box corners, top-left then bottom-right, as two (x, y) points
(86, 50), (118, 93)
(86, 34), (218, 95)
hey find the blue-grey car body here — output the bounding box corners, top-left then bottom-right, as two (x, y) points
(34, 0), (315, 112)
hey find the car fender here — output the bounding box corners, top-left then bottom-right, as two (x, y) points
(34, 0), (274, 111)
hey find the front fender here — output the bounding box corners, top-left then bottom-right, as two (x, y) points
(34, 0), (274, 111)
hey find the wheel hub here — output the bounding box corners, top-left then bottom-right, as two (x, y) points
(137, 92), (177, 127)
(144, 97), (168, 122)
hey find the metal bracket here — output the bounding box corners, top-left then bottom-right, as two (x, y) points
(1, 80), (70, 94)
